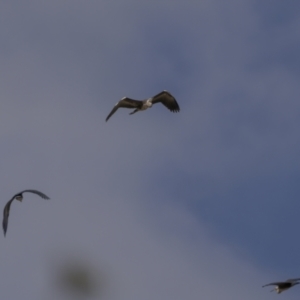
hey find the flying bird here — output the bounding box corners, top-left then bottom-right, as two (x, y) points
(105, 90), (180, 122)
(2, 190), (50, 236)
(262, 278), (300, 293)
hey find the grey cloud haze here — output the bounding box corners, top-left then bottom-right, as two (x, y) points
(1, 0), (300, 299)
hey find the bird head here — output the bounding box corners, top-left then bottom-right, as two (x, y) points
(274, 286), (285, 294)
(15, 195), (23, 202)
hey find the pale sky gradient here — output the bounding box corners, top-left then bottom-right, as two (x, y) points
(1, 1), (300, 299)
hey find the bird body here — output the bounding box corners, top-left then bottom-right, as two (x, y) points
(2, 190), (50, 236)
(141, 99), (153, 110)
(262, 278), (300, 293)
(105, 90), (180, 122)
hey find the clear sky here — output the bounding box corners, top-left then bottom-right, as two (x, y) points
(1, 1), (300, 299)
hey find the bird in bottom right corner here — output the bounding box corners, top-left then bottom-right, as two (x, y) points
(262, 278), (300, 294)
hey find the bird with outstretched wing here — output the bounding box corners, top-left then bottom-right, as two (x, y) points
(106, 90), (180, 122)
(3, 190), (50, 236)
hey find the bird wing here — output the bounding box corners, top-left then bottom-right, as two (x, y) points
(2, 198), (15, 236)
(105, 98), (143, 122)
(286, 278), (300, 282)
(262, 282), (284, 287)
(21, 190), (50, 199)
(150, 91), (180, 112)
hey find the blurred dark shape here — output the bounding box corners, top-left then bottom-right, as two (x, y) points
(52, 257), (108, 299)
(59, 263), (94, 296)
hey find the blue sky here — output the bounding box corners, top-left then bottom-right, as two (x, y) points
(1, 1), (300, 299)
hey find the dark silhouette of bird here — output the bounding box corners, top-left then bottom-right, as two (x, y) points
(2, 190), (50, 236)
(262, 278), (300, 293)
(105, 90), (180, 122)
